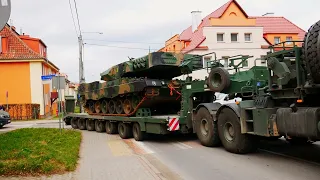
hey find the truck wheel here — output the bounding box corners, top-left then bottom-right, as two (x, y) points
(118, 122), (132, 139)
(132, 123), (146, 141)
(71, 118), (79, 129)
(195, 107), (221, 147)
(302, 20), (320, 83)
(106, 121), (118, 134)
(86, 120), (95, 131)
(65, 117), (71, 125)
(217, 108), (258, 154)
(78, 119), (87, 130)
(95, 120), (106, 133)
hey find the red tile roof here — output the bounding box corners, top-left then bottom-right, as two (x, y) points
(0, 25), (45, 59)
(180, 0), (306, 53)
(254, 16), (306, 40)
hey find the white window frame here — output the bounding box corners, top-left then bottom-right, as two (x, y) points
(274, 37), (281, 44)
(286, 36), (293, 45)
(203, 56), (212, 68)
(231, 33), (238, 42)
(244, 33), (252, 42)
(217, 33), (224, 42)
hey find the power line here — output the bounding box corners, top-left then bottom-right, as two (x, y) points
(84, 43), (159, 51)
(73, 0), (82, 34)
(68, 0), (78, 37)
(83, 39), (164, 45)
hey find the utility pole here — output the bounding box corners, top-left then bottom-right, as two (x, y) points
(78, 34), (85, 113)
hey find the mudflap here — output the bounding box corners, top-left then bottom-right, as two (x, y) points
(276, 107), (320, 140)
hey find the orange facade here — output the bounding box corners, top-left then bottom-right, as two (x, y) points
(0, 62), (31, 104)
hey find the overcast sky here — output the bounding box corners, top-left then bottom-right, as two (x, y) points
(8, 0), (320, 83)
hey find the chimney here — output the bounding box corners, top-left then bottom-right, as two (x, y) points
(191, 11), (202, 32)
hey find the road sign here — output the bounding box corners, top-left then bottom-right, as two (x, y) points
(52, 76), (65, 90)
(41, 74), (56, 80)
(0, 0), (11, 31)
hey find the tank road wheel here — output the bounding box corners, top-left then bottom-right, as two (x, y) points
(217, 108), (258, 154)
(131, 95), (141, 109)
(86, 119), (95, 131)
(106, 121), (118, 134)
(95, 120), (106, 133)
(78, 118), (87, 130)
(302, 20), (320, 83)
(71, 118), (79, 129)
(118, 122), (133, 139)
(195, 107), (221, 147)
(101, 99), (108, 114)
(115, 99), (124, 114)
(94, 101), (101, 114)
(123, 99), (133, 115)
(87, 101), (95, 113)
(108, 100), (116, 114)
(132, 123), (146, 141)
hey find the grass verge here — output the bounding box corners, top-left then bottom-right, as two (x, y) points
(0, 128), (82, 176)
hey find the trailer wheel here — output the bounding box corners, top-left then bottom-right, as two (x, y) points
(106, 121), (118, 134)
(95, 120), (106, 133)
(217, 108), (258, 154)
(71, 118), (79, 129)
(132, 123), (146, 141)
(195, 107), (221, 147)
(118, 122), (132, 139)
(86, 120), (95, 131)
(78, 119), (87, 130)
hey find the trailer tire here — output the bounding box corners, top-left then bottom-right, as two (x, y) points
(132, 123), (146, 141)
(71, 118), (79, 129)
(86, 120), (95, 131)
(217, 108), (258, 154)
(302, 20), (320, 83)
(118, 122), (132, 139)
(95, 120), (105, 133)
(195, 107), (221, 147)
(106, 121), (118, 134)
(78, 119), (87, 130)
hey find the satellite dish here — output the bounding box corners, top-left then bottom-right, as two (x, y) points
(0, 0), (11, 31)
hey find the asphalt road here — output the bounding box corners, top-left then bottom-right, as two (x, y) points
(1, 121), (320, 180)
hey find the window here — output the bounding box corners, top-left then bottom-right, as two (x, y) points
(245, 33), (251, 42)
(274, 37), (280, 44)
(217, 33), (224, 42)
(203, 56), (212, 68)
(231, 33), (238, 42)
(286, 36), (292, 45)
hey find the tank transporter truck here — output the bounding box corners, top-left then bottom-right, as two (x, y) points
(64, 20), (320, 154)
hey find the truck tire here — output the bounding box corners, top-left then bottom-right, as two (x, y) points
(95, 120), (105, 133)
(207, 67), (230, 92)
(217, 108), (258, 154)
(195, 107), (221, 147)
(78, 119), (87, 130)
(106, 121), (118, 134)
(118, 122), (132, 139)
(71, 118), (79, 129)
(86, 120), (95, 131)
(302, 20), (320, 83)
(132, 123), (146, 141)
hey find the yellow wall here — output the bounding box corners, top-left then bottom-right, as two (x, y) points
(0, 62), (31, 104)
(163, 35), (185, 53)
(264, 34), (299, 46)
(210, 2), (256, 26)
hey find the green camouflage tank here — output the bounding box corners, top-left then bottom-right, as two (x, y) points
(78, 52), (203, 116)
